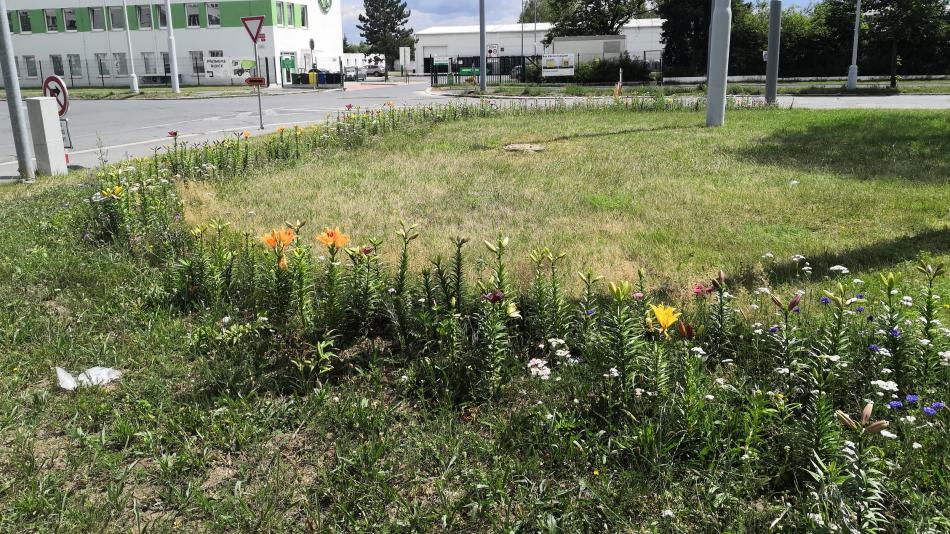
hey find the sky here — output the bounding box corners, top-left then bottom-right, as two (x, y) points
(341, 0), (816, 42)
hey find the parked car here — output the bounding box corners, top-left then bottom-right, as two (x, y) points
(364, 64), (385, 77)
(344, 67), (367, 81)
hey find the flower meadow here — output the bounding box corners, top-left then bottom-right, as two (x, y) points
(5, 102), (947, 531)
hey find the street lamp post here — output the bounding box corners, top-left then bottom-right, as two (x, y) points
(479, 0), (486, 92)
(164, 0), (180, 93)
(122, 0), (139, 94)
(765, 0), (782, 104)
(0, 0), (34, 181)
(847, 0), (862, 90)
(706, 0), (732, 127)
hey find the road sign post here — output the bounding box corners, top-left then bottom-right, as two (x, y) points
(241, 16), (266, 130)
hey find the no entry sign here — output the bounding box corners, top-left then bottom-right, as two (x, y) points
(42, 75), (69, 117)
(241, 16), (265, 43)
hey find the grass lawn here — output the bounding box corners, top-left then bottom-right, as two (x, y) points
(2, 104), (949, 532)
(184, 107), (950, 294)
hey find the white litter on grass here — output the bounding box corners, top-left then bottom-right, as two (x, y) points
(56, 367), (123, 391)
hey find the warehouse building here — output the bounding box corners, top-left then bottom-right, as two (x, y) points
(414, 19), (664, 73)
(1, 0), (343, 88)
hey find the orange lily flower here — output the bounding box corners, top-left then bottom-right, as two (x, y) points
(317, 227), (350, 248)
(261, 228), (296, 250)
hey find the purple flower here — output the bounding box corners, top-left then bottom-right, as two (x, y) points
(869, 344), (881, 353)
(856, 293), (864, 299)
(867, 315), (874, 322)
(792, 306), (801, 314)
(889, 327), (901, 338)
(906, 394), (919, 404)
(855, 306), (865, 313)
(923, 406), (938, 416)
(933, 402), (946, 410)
(888, 400), (903, 409)
(482, 290), (505, 303)
(769, 326), (780, 334)
(585, 309), (596, 316)
(820, 296), (831, 305)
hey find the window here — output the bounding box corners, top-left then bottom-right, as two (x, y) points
(142, 52), (157, 74)
(190, 51), (204, 74)
(18, 10), (31, 33)
(300, 5), (308, 28)
(114, 53), (129, 75)
(275, 2), (284, 26)
(137, 5), (152, 29)
(161, 52), (170, 74)
(89, 8), (106, 31)
(24, 55), (38, 77)
(209, 50), (224, 58)
(186, 3), (200, 28)
(50, 54), (65, 76)
(68, 54), (82, 76)
(156, 5), (167, 29)
(63, 8), (77, 31)
(110, 7), (125, 30)
(206, 3), (220, 27)
(45, 9), (58, 32)
(6, 11), (13, 33)
(286, 3), (295, 28)
(95, 53), (111, 76)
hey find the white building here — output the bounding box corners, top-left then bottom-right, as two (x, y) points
(2, 1), (343, 88)
(414, 19), (664, 73)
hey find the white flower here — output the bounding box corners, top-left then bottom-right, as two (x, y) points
(920, 339), (931, 347)
(775, 367), (790, 375)
(527, 358), (551, 380)
(879, 430), (897, 439)
(871, 380), (898, 392)
(789, 180), (800, 186)
(829, 265), (850, 275)
(901, 296), (914, 307)
(715, 378), (728, 386)
(691, 347), (707, 356)
(853, 278), (865, 285)
(902, 416), (916, 423)
(662, 509), (674, 518)
(604, 367), (619, 378)
(547, 338), (565, 347)
(704, 394), (715, 401)
(791, 254), (806, 262)
(755, 287), (771, 295)
(801, 266), (812, 273)
(913, 442), (923, 449)
(555, 348), (571, 358)
(762, 252), (774, 259)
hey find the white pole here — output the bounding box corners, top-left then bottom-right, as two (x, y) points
(122, 0), (139, 93)
(479, 0), (486, 92)
(706, 0), (732, 127)
(847, 0), (861, 90)
(0, 0), (34, 181)
(764, 0), (781, 104)
(164, 0), (180, 93)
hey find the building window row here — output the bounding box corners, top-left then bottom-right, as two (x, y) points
(275, 3), (308, 29)
(13, 50), (228, 79)
(10, 3), (225, 34)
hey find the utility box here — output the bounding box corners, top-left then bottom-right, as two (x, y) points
(26, 97), (67, 176)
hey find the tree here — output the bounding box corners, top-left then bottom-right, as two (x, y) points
(343, 36), (370, 54)
(357, 0), (414, 70)
(863, 0), (949, 87)
(519, 0), (556, 23)
(546, 0), (649, 41)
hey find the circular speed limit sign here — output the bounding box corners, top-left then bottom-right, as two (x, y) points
(42, 75), (69, 117)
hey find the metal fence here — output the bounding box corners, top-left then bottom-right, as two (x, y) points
(428, 55), (541, 87)
(1, 54), (279, 90)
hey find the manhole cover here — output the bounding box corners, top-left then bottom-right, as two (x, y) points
(503, 143), (545, 153)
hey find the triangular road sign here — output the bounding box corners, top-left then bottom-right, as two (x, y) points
(241, 16), (265, 43)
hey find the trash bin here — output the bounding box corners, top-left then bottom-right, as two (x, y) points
(318, 72), (327, 85)
(309, 72), (317, 85)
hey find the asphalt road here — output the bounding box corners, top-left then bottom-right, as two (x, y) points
(0, 81), (439, 173)
(1, 84), (948, 176)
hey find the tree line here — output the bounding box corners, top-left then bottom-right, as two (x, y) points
(521, 0), (949, 80)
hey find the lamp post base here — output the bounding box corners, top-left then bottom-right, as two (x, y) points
(846, 65), (858, 91)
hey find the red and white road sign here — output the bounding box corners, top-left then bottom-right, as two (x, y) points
(42, 75), (69, 117)
(241, 16), (265, 43)
(245, 77), (267, 87)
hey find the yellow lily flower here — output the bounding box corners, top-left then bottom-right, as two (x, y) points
(650, 304), (681, 333)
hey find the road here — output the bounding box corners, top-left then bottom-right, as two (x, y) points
(0, 81), (439, 173)
(1, 84), (948, 176)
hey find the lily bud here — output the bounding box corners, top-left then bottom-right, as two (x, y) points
(771, 294), (783, 309)
(717, 270), (727, 286)
(864, 420), (889, 434)
(836, 410), (858, 430)
(788, 293), (802, 311)
(861, 402), (874, 425)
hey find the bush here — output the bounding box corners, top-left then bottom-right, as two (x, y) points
(573, 53), (652, 84)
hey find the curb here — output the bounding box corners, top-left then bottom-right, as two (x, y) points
(0, 87), (344, 103)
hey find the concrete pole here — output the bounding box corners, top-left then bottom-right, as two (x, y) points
(164, 0), (180, 93)
(765, 0), (782, 104)
(847, 0), (861, 90)
(479, 0), (486, 92)
(0, 0), (35, 181)
(706, 0), (732, 127)
(122, 0), (139, 93)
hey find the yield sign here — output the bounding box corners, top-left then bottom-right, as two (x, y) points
(241, 16), (265, 43)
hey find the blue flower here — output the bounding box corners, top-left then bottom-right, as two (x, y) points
(867, 315), (874, 322)
(889, 327), (901, 338)
(769, 326), (780, 334)
(869, 344), (881, 353)
(888, 400), (903, 409)
(933, 402), (946, 410)
(855, 306), (865, 313)
(856, 293), (864, 299)
(820, 297), (831, 305)
(792, 306), (801, 314)
(585, 309), (596, 316)
(906, 394), (919, 404)
(923, 406), (938, 416)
